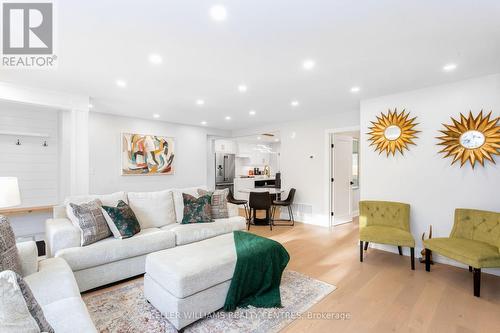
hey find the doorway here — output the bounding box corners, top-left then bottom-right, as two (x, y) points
(329, 130), (360, 227)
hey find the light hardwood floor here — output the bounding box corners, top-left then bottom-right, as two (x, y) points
(85, 220), (500, 332)
(251, 220), (500, 333)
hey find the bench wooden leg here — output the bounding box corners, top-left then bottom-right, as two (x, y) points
(360, 241), (363, 262)
(398, 246), (403, 255)
(473, 268), (481, 297)
(410, 247), (415, 270)
(425, 249), (431, 272)
(469, 266), (472, 272)
(364, 242), (369, 251)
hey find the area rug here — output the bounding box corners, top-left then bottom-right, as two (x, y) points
(82, 270), (336, 333)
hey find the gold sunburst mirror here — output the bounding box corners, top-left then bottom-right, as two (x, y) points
(437, 111), (500, 168)
(368, 108), (420, 156)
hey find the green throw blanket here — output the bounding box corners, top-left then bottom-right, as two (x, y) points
(224, 231), (290, 311)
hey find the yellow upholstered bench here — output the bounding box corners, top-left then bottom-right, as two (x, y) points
(424, 208), (500, 297)
(359, 201), (415, 270)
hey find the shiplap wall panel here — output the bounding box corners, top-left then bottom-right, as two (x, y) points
(0, 106), (59, 207)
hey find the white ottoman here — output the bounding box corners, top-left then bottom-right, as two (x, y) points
(144, 233), (237, 330)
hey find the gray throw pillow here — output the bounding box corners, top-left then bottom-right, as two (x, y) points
(197, 188), (229, 219)
(69, 199), (111, 246)
(0, 215), (22, 275)
(0, 270), (54, 333)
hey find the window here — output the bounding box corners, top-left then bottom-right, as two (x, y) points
(352, 139), (359, 188)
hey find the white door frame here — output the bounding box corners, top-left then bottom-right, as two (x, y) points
(324, 126), (360, 227)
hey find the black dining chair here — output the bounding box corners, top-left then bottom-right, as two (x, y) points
(227, 190), (250, 229)
(249, 191), (273, 230)
(271, 188), (296, 226)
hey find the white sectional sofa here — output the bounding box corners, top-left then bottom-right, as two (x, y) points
(45, 187), (246, 292)
(17, 240), (96, 332)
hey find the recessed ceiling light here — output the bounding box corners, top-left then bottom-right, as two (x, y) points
(350, 86), (361, 93)
(249, 110), (256, 116)
(291, 100), (299, 107)
(153, 114), (160, 119)
(201, 121), (207, 126)
(210, 5), (227, 21)
(238, 84), (248, 93)
(274, 138), (280, 142)
(443, 63), (457, 72)
(116, 79), (127, 88)
(257, 136), (261, 140)
(302, 59), (316, 70)
(88, 103), (93, 109)
(225, 116), (231, 120)
(148, 53), (163, 64)
(196, 99), (205, 106)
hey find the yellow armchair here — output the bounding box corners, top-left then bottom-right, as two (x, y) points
(359, 201), (415, 270)
(424, 208), (500, 297)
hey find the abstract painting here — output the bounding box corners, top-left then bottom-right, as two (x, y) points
(122, 133), (175, 175)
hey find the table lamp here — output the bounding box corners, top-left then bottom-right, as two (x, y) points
(0, 177), (21, 208)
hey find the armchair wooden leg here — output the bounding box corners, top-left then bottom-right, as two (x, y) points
(473, 268), (481, 297)
(425, 249), (431, 272)
(364, 242), (369, 251)
(410, 247), (415, 270)
(360, 241), (364, 262)
(398, 246), (403, 256)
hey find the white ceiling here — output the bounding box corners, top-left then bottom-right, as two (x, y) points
(1, 0), (500, 130)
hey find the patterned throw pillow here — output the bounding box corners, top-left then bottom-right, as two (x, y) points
(69, 199), (112, 246)
(0, 215), (22, 275)
(181, 193), (213, 224)
(197, 188), (229, 219)
(101, 200), (141, 239)
(0, 270), (54, 333)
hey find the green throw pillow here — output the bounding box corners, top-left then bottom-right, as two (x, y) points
(102, 200), (141, 239)
(181, 193), (213, 224)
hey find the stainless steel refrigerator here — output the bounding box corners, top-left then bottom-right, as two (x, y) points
(215, 153), (235, 193)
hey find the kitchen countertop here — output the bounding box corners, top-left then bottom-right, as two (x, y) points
(236, 175), (276, 180)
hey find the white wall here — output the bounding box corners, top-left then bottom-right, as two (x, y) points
(89, 112), (229, 194)
(233, 111), (360, 226)
(0, 103), (60, 238)
(360, 73), (500, 275)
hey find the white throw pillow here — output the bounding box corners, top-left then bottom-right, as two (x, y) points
(0, 270), (42, 333)
(172, 186), (207, 223)
(65, 192), (128, 228)
(127, 190), (176, 228)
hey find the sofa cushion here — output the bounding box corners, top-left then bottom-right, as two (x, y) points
(55, 228), (176, 271)
(0, 215), (22, 275)
(0, 270), (54, 333)
(360, 225), (415, 247)
(42, 297), (97, 333)
(146, 233), (237, 298)
(127, 190), (176, 229)
(24, 258), (81, 307)
(164, 216), (246, 246)
(182, 193), (213, 224)
(198, 188), (229, 219)
(65, 192), (128, 227)
(102, 200), (141, 239)
(172, 186), (206, 223)
(69, 200), (112, 246)
(424, 237), (500, 268)
(0, 270), (40, 333)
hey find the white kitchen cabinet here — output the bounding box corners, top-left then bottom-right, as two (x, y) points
(214, 140), (236, 154)
(233, 177), (254, 201)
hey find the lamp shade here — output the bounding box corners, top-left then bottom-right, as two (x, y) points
(0, 177), (21, 208)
